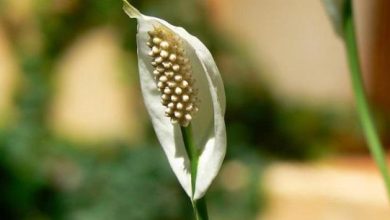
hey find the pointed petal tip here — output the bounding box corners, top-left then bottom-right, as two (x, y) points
(321, 0), (348, 37)
(123, 0), (142, 19)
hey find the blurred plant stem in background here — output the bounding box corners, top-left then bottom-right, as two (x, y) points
(343, 1), (390, 200)
(0, 0), (362, 219)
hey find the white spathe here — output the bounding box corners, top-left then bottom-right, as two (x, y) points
(123, 1), (226, 200)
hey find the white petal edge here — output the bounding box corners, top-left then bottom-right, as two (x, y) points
(178, 30), (226, 199)
(126, 2), (226, 200)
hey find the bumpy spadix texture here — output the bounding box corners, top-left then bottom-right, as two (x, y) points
(147, 27), (198, 127)
(123, 1), (226, 200)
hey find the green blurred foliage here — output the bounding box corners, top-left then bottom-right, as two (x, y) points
(0, 0), (353, 219)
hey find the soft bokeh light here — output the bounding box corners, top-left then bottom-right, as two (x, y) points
(0, 0), (389, 219)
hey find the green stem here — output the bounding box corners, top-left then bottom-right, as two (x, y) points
(181, 125), (209, 220)
(192, 197), (209, 220)
(343, 1), (390, 200)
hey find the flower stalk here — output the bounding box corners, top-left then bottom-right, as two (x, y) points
(181, 125), (209, 220)
(342, 1), (390, 200)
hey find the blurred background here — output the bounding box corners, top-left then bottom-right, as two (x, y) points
(0, 0), (389, 219)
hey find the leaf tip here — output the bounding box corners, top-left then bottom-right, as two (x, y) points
(123, 0), (142, 19)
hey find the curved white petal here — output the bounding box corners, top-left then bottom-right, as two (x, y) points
(124, 1), (226, 200)
(183, 35), (226, 200)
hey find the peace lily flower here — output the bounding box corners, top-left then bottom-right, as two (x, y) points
(123, 1), (226, 200)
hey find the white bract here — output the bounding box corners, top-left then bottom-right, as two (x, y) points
(123, 1), (226, 200)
